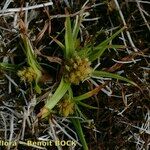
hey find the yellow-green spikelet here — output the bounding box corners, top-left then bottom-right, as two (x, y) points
(17, 67), (37, 83)
(64, 55), (92, 85)
(58, 99), (75, 117)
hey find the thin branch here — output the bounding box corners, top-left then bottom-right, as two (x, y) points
(114, 0), (138, 52)
(136, 0), (150, 31)
(8, 115), (15, 150)
(0, 2), (53, 14)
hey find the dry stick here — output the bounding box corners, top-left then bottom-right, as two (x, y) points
(0, 2), (104, 19)
(4, 74), (28, 106)
(21, 102), (34, 140)
(141, 8), (150, 17)
(58, 121), (81, 146)
(0, 112), (7, 140)
(48, 3), (103, 20)
(114, 0), (138, 52)
(49, 119), (62, 150)
(21, 108), (27, 140)
(129, 0), (150, 4)
(121, 31), (131, 54)
(52, 119), (81, 146)
(2, 0), (13, 10)
(0, 106), (22, 119)
(0, 2), (53, 14)
(24, 2), (29, 28)
(135, 0), (150, 31)
(8, 115), (15, 150)
(18, 141), (46, 150)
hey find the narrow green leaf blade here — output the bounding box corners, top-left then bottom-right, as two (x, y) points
(96, 27), (125, 48)
(71, 118), (88, 150)
(73, 15), (82, 42)
(21, 35), (42, 93)
(50, 36), (65, 50)
(88, 27), (125, 62)
(77, 101), (98, 109)
(65, 16), (74, 57)
(88, 46), (107, 62)
(89, 45), (125, 62)
(0, 63), (18, 71)
(92, 70), (137, 86)
(74, 86), (101, 101)
(45, 78), (70, 110)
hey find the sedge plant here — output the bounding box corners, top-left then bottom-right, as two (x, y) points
(38, 11), (138, 150)
(17, 20), (42, 94)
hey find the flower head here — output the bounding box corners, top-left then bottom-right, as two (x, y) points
(17, 67), (37, 83)
(58, 98), (75, 117)
(64, 54), (92, 84)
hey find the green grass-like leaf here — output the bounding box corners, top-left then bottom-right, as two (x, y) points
(73, 14), (82, 42)
(77, 101), (98, 109)
(74, 86), (101, 101)
(65, 15), (74, 58)
(21, 36), (41, 71)
(92, 70), (137, 86)
(88, 27), (125, 62)
(45, 78), (70, 110)
(0, 63), (18, 71)
(96, 27), (125, 48)
(50, 36), (65, 50)
(21, 34), (42, 93)
(71, 117), (88, 150)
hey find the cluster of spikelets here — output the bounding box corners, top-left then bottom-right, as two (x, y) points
(64, 55), (92, 85)
(17, 67), (37, 83)
(58, 98), (75, 117)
